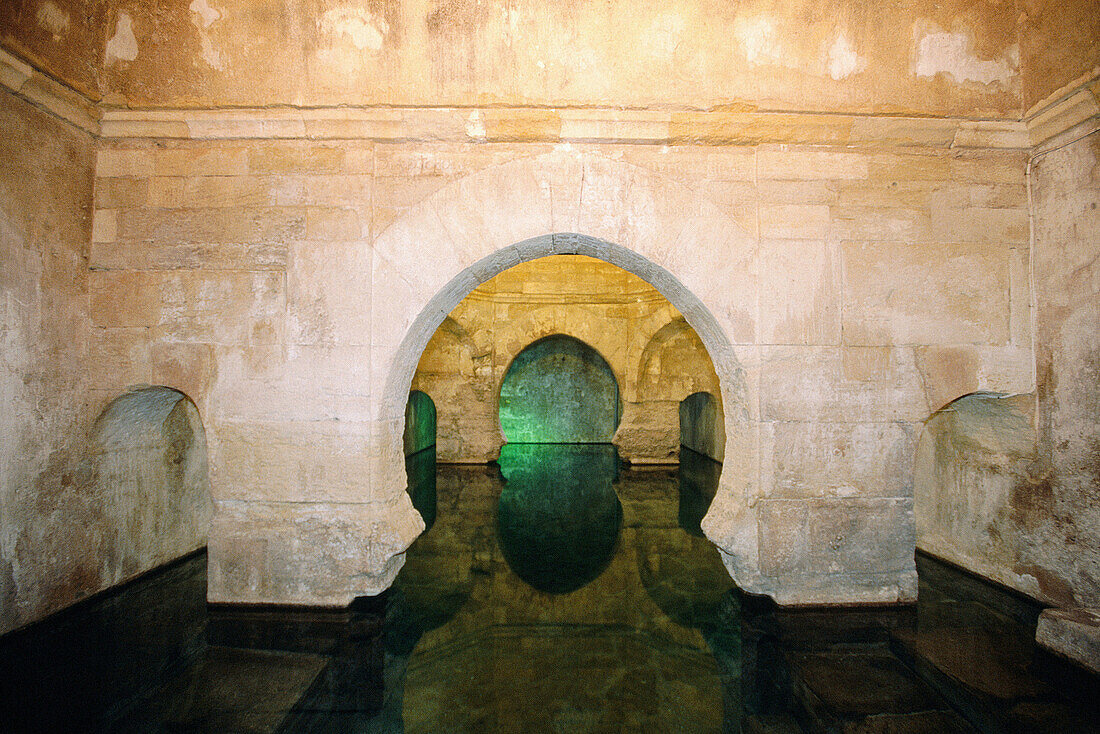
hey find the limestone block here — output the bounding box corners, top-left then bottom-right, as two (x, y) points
(612, 145), (756, 183)
(841, 240), (1011, 346)
(94, 177), (149, 209)
(1036, 608), (1100, 674)
(87, 327), (153, 391)
(91, 209), (116, 242)
(90, 271), (163, 328)
(761, 421), (916, 499)
(96, 148), (153, 178)
(206, 497), (424, 606)
(975, 346), (1035, 395)
(114, 206), (306, 245)
(90, 240), (288, 271)
(430, 157), (555, 262)
(370, 199), (467, 297)
(757, 179), (838, 206)
(866, 152), (950, 182)
(949, 153), (1027, 186)
(756, 148), (869, 181)
(306, 207), (362, 240)
(92, 270), (285, 344)
(757, 500), (810, 576)
(809, 498), (915, 575)
(148, 176), (284, 209)
(914, 345), (981, 412)
(929, 206), (1029, 245)
(671, 227), (757, 346)
(371, 174), (455, 234)
(758, 497), (915, 579)
(575, 156), (696, 260)
(760, 346), (929, 422)
(150, 341), (217, 409)
(211, 420), (377, 503)
(686, 179), (758, 236)
(301, 174), (372, 207)
(287, 240), (371, 346)
(211, 344), (372, 424)
(758, 239), (840, 345)
(247, 143), (346, 175)
(830, 207), (933, 242)
(758, 204), (830, 240)
(153, 146), (249, 177)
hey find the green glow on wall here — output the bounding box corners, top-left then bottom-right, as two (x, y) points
(498, 335), (621, 443)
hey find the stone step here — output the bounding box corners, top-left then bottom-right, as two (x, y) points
(743, 713), (804, 734)
(785, 647), (977, 734)
(891, 625), (1098, 733)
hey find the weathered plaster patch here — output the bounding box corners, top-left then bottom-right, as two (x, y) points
(35, 1), (70, 40)
(320, 6), (389, 51)
(188, 0), (224, 70)
(913, 23), (1018, 86)
(734, 16), (778, 65)
(828, 34), (866, 81)
(465, 110), (486, 139)
(644, 12), (686, 59)
(189, 0), (221, 29)
(198, 35), (224, 71)
(105, 13), (138, 64)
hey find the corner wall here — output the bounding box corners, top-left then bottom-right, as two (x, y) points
(1030, 127), (1100, 607)
(1, 88), (95, 634)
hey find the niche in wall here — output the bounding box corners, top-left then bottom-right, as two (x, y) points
(90, 386), (211, 583)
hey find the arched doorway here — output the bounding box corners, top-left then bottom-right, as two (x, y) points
(498, 335), (621, 444)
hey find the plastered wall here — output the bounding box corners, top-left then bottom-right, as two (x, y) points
(411, 255), (723, 464)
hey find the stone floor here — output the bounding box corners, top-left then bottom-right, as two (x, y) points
(1, 446), (1096, 733)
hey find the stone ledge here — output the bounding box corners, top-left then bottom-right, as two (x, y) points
(0, 48), (100, 134)
(3, 44), (1095, 150)
(1036, 607), (1100, 674)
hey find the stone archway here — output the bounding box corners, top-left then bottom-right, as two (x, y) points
(366, 150), (760, 596)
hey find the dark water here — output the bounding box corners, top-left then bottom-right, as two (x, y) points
(2, 445), (1097, 733)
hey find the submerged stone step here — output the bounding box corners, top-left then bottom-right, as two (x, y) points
(890, 625), (1096, 733)
(786, 647), (977, 734)
(1036, 607), (1100, 675)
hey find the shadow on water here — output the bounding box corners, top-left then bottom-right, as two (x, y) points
(4, 445), (1099, 733)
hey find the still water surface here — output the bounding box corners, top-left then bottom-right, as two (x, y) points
(1, 445), (1094, 733)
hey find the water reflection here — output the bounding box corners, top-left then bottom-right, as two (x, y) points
(382, 443), (739, 733)
(496, 443), (623, 593)
(5, 444), (1096, 733)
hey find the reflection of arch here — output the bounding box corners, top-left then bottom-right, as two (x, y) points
(499, 334), (621, 444)
(91, 386), (211, 581)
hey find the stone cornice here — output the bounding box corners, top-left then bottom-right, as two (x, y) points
(0, 48), (100, 134)
(2, 47), (1096, 152)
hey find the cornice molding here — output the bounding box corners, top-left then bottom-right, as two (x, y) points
(0, 48), (99, 134)
(2, 48), (1096, 152)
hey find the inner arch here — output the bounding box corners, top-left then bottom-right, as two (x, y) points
(498, 334), (621, 444)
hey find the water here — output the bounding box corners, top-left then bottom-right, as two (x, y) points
(2, 445), (1096, 733)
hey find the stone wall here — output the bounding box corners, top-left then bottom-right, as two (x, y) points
(912, 126), (1100, 609)
(78, 135), (1034, 606)
(1, 89), (96, 634)
(411, 255), (722, 463)
(1029, 128), (1100, 607)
